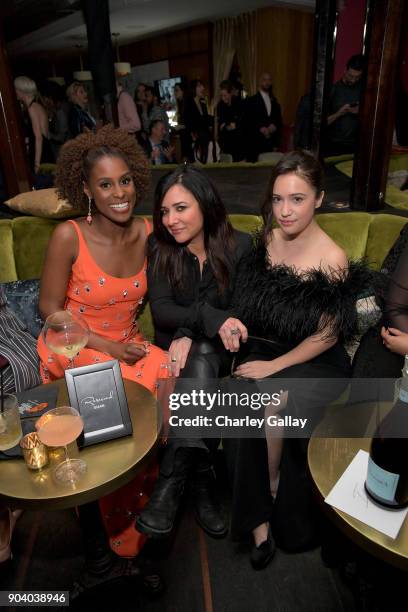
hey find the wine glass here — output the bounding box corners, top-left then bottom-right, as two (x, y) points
(36, 406), (86, 485)
(42, 311), (90, 368)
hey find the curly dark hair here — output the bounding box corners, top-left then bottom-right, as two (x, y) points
(55, 124), (150, 211)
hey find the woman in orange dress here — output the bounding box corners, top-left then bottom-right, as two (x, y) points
(37, 125), (168, 563)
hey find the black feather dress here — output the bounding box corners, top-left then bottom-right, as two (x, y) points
(234, 236), (372, 348)
(225, 236), (374, 545)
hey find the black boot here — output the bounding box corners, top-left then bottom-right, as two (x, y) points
(136, 448), (191, 538)
(191, 455), (228, 538)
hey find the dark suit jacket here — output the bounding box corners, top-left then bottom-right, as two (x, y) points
(244, 92), (282, 161)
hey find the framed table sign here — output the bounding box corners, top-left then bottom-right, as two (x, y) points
(65, 360), (133, 446)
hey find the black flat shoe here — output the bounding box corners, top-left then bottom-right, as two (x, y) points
(250, 527), (276, 570)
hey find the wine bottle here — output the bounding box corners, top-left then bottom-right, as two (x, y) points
(365, 355), (408, 509)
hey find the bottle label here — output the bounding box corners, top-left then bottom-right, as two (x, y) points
(366, 456), (399, 503)
(399, 387), (408, 403)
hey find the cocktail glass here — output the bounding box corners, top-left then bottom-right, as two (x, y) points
(0, 394), (22, 451)
(36, 406), (86, 485)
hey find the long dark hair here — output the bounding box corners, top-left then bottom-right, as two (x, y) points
(151, 165), (234, 292)
(261, 150), (324, 241)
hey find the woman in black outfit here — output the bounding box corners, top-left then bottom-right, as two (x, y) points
(184, 80), (212, 163)
(174, 83), (194, 161)
(136, 165), (252, 539)
(14, 76), (55, 172)
(217, 80), (244, 161)
(224, 151), (371, 569)
(352, 224), (408, 378)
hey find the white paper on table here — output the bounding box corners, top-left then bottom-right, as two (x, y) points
(324, 449), (408, 539)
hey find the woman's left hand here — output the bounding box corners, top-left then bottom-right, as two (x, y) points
(381, 326), (408, 355)
(218, 317), (247, 352)
(168, 336), (193, 377)
(234, 359), (281, 379)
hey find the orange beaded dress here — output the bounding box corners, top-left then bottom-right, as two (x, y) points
(38, 219), (168, 390)
(37, 218), (168, 557)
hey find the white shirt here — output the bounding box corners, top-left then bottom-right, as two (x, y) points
(259, 90), (272, 117)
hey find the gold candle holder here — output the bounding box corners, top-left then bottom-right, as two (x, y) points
(20, 432), (49, 470)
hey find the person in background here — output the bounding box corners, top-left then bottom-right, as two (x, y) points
(244, 72), (282, 162)
(174, 82), (193, 161)
(325, 54), (365, 156)
(39, 79), (70, 159)
(134, 83), (147, 121)
(217, 80), (245, 161)
(14, 76), (55, 173)
(142, 87), (170, 141)
(66, 81), (96, 138)
(143, 120), (175, 165)
(184, 80), (212, 163)
(294, 93), (311, 150)
(116, 79), (141, 136)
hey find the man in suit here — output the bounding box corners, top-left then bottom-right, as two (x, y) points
(244, 73), (282, 162)
(143, 119), (174, 165)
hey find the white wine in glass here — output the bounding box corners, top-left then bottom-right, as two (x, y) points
(42, 311), (90, 368)
(36, 406), (86, 485)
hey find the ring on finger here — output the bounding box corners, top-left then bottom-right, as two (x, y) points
(230, 328), (239, 335)
(171, 357), (177, 362)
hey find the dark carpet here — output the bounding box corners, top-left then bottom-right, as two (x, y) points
(2, 451), (405, 612)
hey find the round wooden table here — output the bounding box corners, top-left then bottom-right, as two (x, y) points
(308, 402), (408, 571)
(0, 378), (161, 510)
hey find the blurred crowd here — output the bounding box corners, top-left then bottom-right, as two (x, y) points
(13, 57), (376, 176)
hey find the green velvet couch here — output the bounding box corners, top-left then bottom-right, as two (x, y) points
(0, 212), (407, 341)
(336, 154), (408, 211)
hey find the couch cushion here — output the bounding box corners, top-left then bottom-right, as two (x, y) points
(229, 214), (262, 234)
(0, 221), (18, 282)
(316, 212), (371, 260)
(366, 214), (408, 271)
(1, 278), (42, 338)
(12, 217), (59, 280)
(4, 187), (82, 219)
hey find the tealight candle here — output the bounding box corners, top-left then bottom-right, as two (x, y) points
(20, 432), (49, 470)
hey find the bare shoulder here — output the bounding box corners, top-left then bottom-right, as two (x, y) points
(319, 231), (348, 274)
(49, 220), (79, 255)
(132, 216), (150, 239)
(51, 219), (78, 240)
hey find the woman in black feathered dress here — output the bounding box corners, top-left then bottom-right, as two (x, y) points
(224, 150), (372, 569)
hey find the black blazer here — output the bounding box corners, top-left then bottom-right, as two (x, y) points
(246, 92), (282, 130)
(244, 91), (282, 154)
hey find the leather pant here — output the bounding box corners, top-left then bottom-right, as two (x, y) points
(160, 338), (232, 476)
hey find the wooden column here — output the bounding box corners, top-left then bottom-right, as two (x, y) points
(310, 0), (337, 157)
(0, 26), (32, 196)
(351, 0), (405, 211)
(82, 0), (119, 127)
